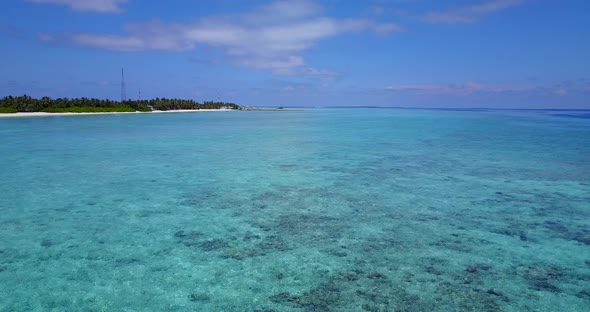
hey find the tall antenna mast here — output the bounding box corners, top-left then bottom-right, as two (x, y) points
(121, 68), (127, 102)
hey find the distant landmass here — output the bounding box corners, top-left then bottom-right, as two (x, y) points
(0, 95), (239, 114)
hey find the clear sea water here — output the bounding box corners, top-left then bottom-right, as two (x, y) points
(0, 108), (589, 311)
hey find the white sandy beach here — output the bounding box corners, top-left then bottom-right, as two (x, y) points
(0, 109), (235, 118)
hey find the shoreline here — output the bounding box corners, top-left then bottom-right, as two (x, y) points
(0, 109), (235, 118)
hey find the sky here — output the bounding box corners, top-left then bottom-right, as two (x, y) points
(0, 0), (589, 108)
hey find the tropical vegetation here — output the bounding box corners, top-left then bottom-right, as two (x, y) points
(0, 95), (240, 113)
(0, 107), (17, 113)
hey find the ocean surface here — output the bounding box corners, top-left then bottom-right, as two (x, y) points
(0, 108), (589, 311)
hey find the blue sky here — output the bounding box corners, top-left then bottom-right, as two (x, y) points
(0, 0), (588, 108)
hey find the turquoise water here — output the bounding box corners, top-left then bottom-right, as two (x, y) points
(0, 109), (589, 311)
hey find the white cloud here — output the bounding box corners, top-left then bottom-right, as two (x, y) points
(56, 1), (400, 75)
(422, 0), (525, 24)
(37, 33), (55, 42)
(373, 23), (403, 35)
(72, 33), (147, 51)
(26, 0), (128, 13)
(244, 0), (321, 24)
(385, 82), (533, 95)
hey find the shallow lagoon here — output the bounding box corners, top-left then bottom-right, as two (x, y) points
(0, 108), (589, 311)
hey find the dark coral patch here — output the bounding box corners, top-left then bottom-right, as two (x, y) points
(188, 293), (210, 302)
(174, 230), (203, 238)
(270, 282), (341, 312)
(200, 239), (229, 251)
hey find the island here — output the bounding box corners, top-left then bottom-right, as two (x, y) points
(0, 95), (240, 115)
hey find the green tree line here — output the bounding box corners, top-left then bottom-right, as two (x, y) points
(0, 95), (240, 113)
